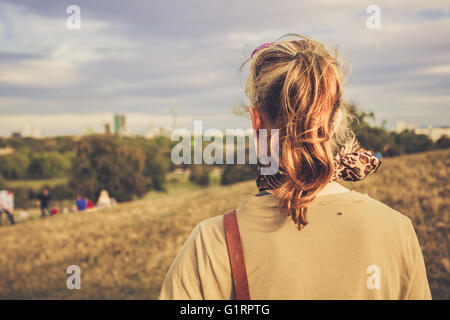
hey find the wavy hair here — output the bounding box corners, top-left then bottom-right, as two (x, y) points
(241, 34), (355, 230)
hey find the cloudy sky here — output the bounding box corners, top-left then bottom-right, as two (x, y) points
(0, 0), (449, 136)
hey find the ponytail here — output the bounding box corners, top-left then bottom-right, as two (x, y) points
(244, 35), (353, 230)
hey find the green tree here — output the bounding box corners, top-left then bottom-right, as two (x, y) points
(69, 135), (148, 202)
(189, 165), (211, 186)
(435, 135), (450, 149)
(346, 101), (393, 152)
(144, 148), (170, 191)
(27, 152), (71, 179)
(221, 164), (259, 185)
(0, 152), (30, 179)
(391, 130), (433, 154)
(0, 173), (6, 188)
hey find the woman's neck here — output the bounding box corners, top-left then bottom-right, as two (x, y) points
(316, 181), (350, 198)
(264, 181), (350, 197)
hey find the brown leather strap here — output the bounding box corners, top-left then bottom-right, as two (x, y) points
(224, 209), (251, 300)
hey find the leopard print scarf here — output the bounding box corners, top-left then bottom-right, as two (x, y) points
(256, 137), (382, 192)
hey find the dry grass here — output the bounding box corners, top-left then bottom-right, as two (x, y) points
(0, 149), (448, 299)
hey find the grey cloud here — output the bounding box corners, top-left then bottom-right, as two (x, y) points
(0, 0), (449, 134)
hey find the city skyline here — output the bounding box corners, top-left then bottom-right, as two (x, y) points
(7, 112), (449, 142)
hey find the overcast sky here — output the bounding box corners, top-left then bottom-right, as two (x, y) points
(0, 0), (449, 136)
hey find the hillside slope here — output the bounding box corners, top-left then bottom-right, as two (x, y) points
(0, 149), (448, 299)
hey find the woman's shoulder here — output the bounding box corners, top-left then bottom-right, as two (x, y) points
(174, 214), (226, 255)
(194, 213), (227, 240)
(354, 191), (412, 223)
(344, 190), (415, 238)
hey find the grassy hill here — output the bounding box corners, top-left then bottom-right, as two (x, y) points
(0, 149), (448, 299)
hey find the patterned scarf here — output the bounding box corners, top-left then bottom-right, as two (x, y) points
(256, 137), (382, 192)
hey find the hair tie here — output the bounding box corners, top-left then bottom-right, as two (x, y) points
(251, 43), (272, 58)
(331, 138), (382, 182)
(255, 137), (382, 192)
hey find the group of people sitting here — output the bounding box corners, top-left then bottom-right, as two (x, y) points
(74, 190), (116, 212)
(39, 188), (116, 217)
(0, 188), (117, 226)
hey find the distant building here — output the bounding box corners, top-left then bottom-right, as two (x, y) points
(145, 122), (159, 139)
(32, 127), (41, 138)
(114, 114), (126, 135)
(145, 122), (173, 139)
(392, 121), (449, 142)
(22, 124), (41, 138)
(414, 126), (450, 142)
(23, 123), (31, 137)
(394, 120), (418, 133)
(395, 120), (406, 133)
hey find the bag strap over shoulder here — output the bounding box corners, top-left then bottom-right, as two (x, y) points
(223, 209), (251, 300)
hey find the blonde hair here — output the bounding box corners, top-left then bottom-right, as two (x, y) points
(242, 34), (355, 230)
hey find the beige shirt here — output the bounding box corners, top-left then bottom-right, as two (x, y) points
(159, 190), (431, 300)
